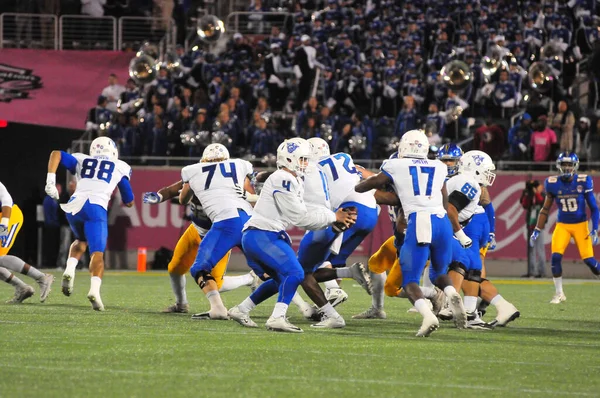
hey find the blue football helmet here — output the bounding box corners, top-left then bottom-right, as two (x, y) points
(556, 151), (579, 178)
(437, 143), (463, 176)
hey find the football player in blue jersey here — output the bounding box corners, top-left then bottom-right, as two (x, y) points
(530, 152), (600, 304)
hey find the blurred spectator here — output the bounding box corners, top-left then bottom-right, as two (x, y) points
(294, 35), (322, 109)
(109, 113), (129, 155)
(264, 43), (289, 111)
(424, 103), (446, 139)
(579, 117), (591, 162)
(216, 110), (242, 148)
(548, 100), (575, 152)
(474, 119), (506, 161)
(86, 95), (113, 134)
(296, 96), (320, 134)
(43, 184), (62, 269)
(150, 116), (168, 156)
(248, 0), (267, 33)
(251, 115), (278, 156)
(394, 96), (420, 137)
(81, 0), (105, 16)
(102, 73), (125, 112)
(520, 180), (546, 278)
(584, 119), (600, 163)
(508, 113), (533, 161)
(336, 112), (373, 159)
(530, 116), (558, 163)
(299, 116), (321, 139)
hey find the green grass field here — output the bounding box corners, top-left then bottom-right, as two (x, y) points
(1, 272), (600, 398)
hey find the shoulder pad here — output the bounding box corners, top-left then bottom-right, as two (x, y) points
(577, 174), (588, 182)
(547, 176), (558, 183)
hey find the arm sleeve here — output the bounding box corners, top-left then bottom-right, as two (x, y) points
(448, 191), (471, 213)
(117, 177), (134, 204)
(0, 182), (13, 208)
(274, 190), (336, 230)
(483, 202), (496, 233)
(60, 151), (78, 174)
(585, 177), (598, 230)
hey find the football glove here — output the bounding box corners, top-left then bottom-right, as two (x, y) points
(143, 192), (163, 204)
(45, 173), (59, 200)
(487, 232), (497, 251)
(591, 230), (599, 246)
(529, 228), (540, 247)
(454, 229), (472, 248)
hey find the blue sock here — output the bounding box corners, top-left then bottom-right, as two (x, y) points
(551, 253), (563, 276)
(583, 258), (600, 275)
(277, 271), (304, 305)
(249, 279), (279, 305)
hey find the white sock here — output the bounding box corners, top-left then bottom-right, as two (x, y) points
(89, 276), (102, 296)
(336, 268), (352, 278)
(443, 285), (458, 296)
(65, 257), (78, 275)
(169, 273), (187, 304)
(238, 297), (256, 313)
(464, 296), (478, 313)
(219, 273), (254, 292)
(206, 290), (226, 313)
(490, 294), (505, 307)
(292, 292), (313, 314)
(271, 302), (289, 319)
(371, 272), (386, 309)
(423, 266), (433, 287)
(318, 261), (332, 269)
(553, 277), (563, 294)
(324, 280), (340, 289)
(414, 298), (435, 318)
(319, 302), (339, 318)
(420, 286), (436, 299)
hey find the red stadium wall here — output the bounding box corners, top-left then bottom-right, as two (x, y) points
(0, 49), (131, 129)
(112, 169), (600, 260)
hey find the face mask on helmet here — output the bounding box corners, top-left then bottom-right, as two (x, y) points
(558, 161), (577, 177)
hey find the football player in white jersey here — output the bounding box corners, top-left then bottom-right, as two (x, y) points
(179, 143), (255, 320)
(444, 151), (520, 327)
(45, 137), (134, 311)
(143, 180), (259, 314)
(228, 138), (356, 332)
(0, 181), (54, 304)
(355, 130), (466, 337)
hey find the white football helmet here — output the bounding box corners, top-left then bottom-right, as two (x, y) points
(277, 138), (310, 176)
(201, 143), (230, 162)
(459, 150), (496, 186)
(398, 129), (429, 159)
(90, 136), (118, 159)
(307, 137), (330, 160)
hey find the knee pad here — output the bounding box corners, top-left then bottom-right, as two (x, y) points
(194, 270), (215, 289)
(583, 258), (600, 275)
(551, 253), (563, 276)
(448, 261), (467, 278)
(466, 269), (483, 283)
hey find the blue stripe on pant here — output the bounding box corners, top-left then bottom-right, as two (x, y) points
(242, 229), (304, 305)
(190, 210), (250, 281)
(400, 213), (453, 287)
(66, 201), (108, 253)
(297, 202), (378, 271)
(450, 213), (490, 272)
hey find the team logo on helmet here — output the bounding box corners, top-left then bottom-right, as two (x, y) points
(287, 142), (299, 153)
(473, 154), (485, 165)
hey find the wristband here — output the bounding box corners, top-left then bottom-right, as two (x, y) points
(46, 173), (56, 185)
(455, 229), (469, 241)
(0, 217), (9, 227)
(246, 193), (259, 203)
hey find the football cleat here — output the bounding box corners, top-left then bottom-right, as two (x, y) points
(466, 312), (494, 330)
(191, 311), (229, 320)
(550, 293), (566, 304)
(437, 300), (453, 321)
(416, 315), (439, 337)
(311, 313), (346, 328)
(249, 271), (261, 292)
(38, 274), (55, 303)
(430, 287), (446, 315)
(61, 272), (74, 297)
(87, 293), (105, 311)
(349, 262), (372, 295)
(352, 306), (387, 319)
(228, 306), (258, 328)
(303, 305), (322, 321)
(493, 302), (520, 327)
(162, 303), (190, 313)
(447, 291), (467, 329)
(6, 285), (35, 304)
(265, 316), (303, 333)
(325, 287), (348, 307)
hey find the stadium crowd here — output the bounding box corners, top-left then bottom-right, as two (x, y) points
(82, 0), (600, 164)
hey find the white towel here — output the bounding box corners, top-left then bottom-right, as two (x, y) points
(330, 232), (344, 255)
(60, 194), (89, 215)
(415, 212), (432, 244)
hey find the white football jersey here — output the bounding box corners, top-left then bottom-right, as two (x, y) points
(245, 169), (335, 232)
(181, 158), (254, 223)
(317, 153), (376, 210)
(446, 173), (482, 222)
(381, 157), (447, 217)
(304, 165), (332, 211)
(70, 153), (132, 211)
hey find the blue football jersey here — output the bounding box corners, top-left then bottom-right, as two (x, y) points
(545, 174), (594, 224)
